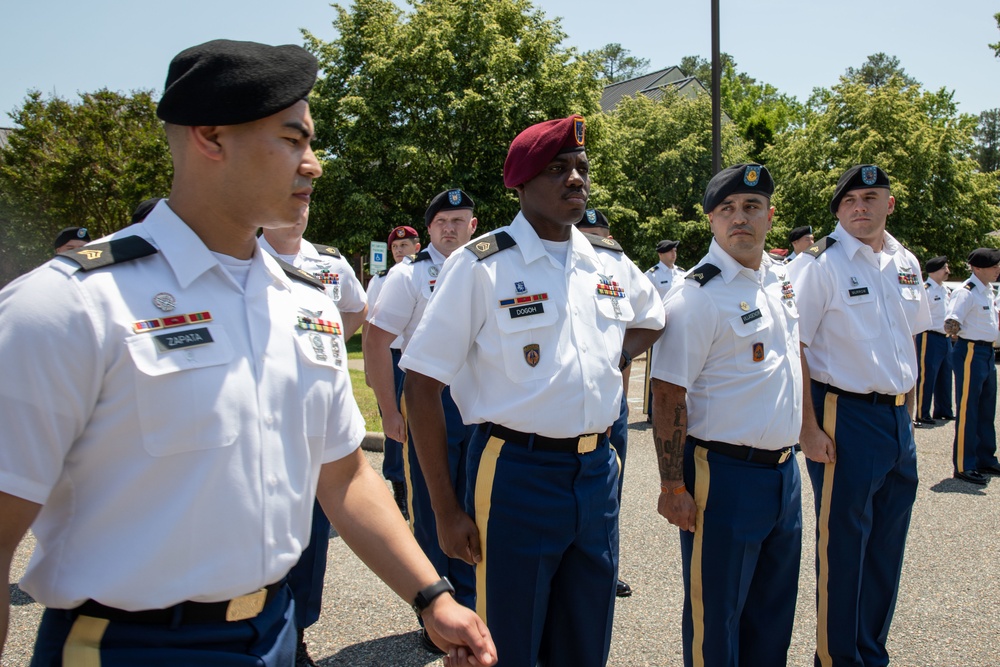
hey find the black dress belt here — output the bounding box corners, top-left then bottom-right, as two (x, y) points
(488, 423), (609, 454)
(814, 381), (905, 407)
(70, 580), (285, 625)
(958, 337), (995, 349)
(689, 436), (793, 466)
(925, 330), (946, 338)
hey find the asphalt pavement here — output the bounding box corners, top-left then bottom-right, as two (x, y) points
(4, 356), (999, 666)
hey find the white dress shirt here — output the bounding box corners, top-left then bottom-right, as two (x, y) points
(946, 274), (998, 343)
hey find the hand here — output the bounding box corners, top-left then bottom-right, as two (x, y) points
(436, 507), (482, 565)
(382, 408), (407, 444)
(422, 595), (497, 666)
(657, 488), (696, 533)
(799, 424), (835, 463)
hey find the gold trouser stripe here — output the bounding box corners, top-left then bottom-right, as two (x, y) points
(816, 392), (838, 667)
(62, 615), (108, 667)
(474, 435), (505, 624)
(956, 341), (975, 473)
(399, 395), (415, 533)
(916, 333), (928, 412)
(643, 350), (653, 414)
(690, 446), (710, 667)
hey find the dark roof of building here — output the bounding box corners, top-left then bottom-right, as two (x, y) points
(0, 127), (13, 152)
(601, 66), (712, 112)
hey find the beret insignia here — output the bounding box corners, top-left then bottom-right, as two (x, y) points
(861, 165), (877, 185)
(448, 189), (462, 206)
(744, 166), (760, 187)
(574, 118), (586, 146)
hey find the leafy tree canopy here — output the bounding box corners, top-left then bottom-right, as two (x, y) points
(303, 0), (601, 264)
(844, 52), (919, 89)
(975, 109), (1000, 173)
(990, 12), (1000, 57)
(583, 43), (650, 84)
(0, 89), (171, 285)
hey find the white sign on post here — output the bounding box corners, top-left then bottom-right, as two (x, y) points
(370, 241), (388, 275)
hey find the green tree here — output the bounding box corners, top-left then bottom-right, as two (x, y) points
(588, 90), (749, 270)
(302, 0), (601, 262)
(844, 53), (918, 89)
(990, 12), (1000, 57)
(584, 43), (650, 83)
(679, 54), (802, 162)
(975, 108), (1000, 172)
(0, 89), (171, 286)
(764, 72), (1000, 270)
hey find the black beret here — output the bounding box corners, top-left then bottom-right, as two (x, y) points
(157, 39), (318, 126)
(967, 248), (1000, 268)
(53, 227), (90, 249)
(656, 239), (679, 253)
(576, 209), (609, 229)
(829, 165), (890, 215)
(788, 226), (813, 244)
(131, 197), (164, 224)
(924, 255), (948, 273)
(424, 189), (475, 226)
(504, 115), (586, 188)
(702, 164), (774, 214)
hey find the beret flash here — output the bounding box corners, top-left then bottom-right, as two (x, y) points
(656, 239), (679, 253)
(53, 227), (90, 249)
(924, 255), (948, 273)
(829, 165), (890, 215)
(967, 248), (1000, 268)
(157, 39), (318, 126)
(424, 189), (475, 226)
(503, 115), (587, 188)
(388, 225), (419, 245)
(702, 163), (774, 214)
(576, 209), (609, 230)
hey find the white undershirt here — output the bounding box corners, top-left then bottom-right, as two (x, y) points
(539, 238), (570, 267)
(212, 251), (254, 290)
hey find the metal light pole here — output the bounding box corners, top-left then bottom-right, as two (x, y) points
(711, 0), (721, 175)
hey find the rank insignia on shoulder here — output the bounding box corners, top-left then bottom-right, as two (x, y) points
(467, 231), (517, 260)
(59, 235), (158, 272)
(964, 282), (975, 291)
(686, 263), (720, 287)
(312, 243), (342, 258)
(523, 343), (540, 367)
(582, 234), (623, 252)
(752, 342), (765, 362)
(804, 236), (837, 258)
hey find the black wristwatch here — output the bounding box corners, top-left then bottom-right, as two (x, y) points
(412, 577), (455, 616)
(618, 349), (633, 371)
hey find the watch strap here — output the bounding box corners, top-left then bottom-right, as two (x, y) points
(412, 577), (455, 615)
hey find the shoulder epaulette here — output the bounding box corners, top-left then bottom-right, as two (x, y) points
(686, 263), (721, 287)
(923, 281), (931, 289)
(647, 264), (660, 273)
(272, 256), (325, 291)
(58, 236), (158, 272)
(376, 269), (388, 278)
(803, 236), (837, 258)
(964, 282), (975, 291)
(312, 243), (341, 259)
(583, 233), (623, 252)
(466, 231), (517, 261)
(409, 249), (432, 263)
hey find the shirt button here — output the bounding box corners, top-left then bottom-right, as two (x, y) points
(185, 352), (195, 361)
(264, 414), (274, 425)
(268, 475), (279, 487)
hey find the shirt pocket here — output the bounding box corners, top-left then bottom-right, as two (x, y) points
(494, 304), (559, 383)
(292, 329), (343, 443)
(594, 295), (635, 364)
(728, 308), (776, 372)
(841, 287), (881, 340)
(126, 324), (239, 457)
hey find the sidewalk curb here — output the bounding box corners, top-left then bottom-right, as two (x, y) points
(361, 431), (384, 453)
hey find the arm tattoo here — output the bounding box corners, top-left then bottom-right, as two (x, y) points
(653, 399), (687, 482)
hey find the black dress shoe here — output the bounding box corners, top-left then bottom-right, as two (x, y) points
(954, 470), (988, 485)
(977, 464), (1000, 475)
(934, 415), (955, 421)
(295, 629), (318, 667)
(419, 628), (446, 655)
(616, 578), (633, 597)
(914, 417), (936, 427)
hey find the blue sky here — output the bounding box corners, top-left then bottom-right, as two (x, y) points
(1, 0), (997, 126)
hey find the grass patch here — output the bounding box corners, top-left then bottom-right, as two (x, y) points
(347, 331), (363, 360)
(349, 368), (382, 432)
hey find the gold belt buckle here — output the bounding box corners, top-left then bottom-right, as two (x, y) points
(225, 588), (267, 622)
(777, 448), (791, 464)
(577, 434), (598, 454)
(895, 394), (905, 407)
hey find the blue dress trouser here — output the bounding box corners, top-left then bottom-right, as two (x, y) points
(401, 386), (476, 610)
(914, 331), (954, 420)
(31, 586), (296, 666)
(808, 383), (918, 667)
(285, 500), (329, 630)
(466, 424), (620, 667)
(610, 392), (629, 503)
(951, 339), (999, 473)
(679, 438), (801, 667)
(381, 348), (405, 483)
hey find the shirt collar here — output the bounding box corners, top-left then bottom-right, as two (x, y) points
(141, 201), (289, 290)
(425, 243), (448, 265)
(831, 222), (902, 260)
(705, 239), (771, 284)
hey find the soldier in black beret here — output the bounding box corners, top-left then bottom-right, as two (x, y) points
(786, 225), (814, 262)
(0, 39), (496, 666)
(575, 208), (611, 238)
(53, 227), (90, 254)
(701, 163), (775, 214)
(914, 255), (954, 428)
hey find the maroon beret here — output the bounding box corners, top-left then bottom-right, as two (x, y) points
(503, 115), (586, 188)
(388, 225), (419, 245)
